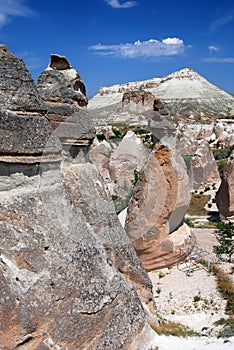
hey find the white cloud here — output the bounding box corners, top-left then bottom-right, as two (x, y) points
(0, 0), (34, 28)
(210, 13), (234, 32)
(203, 57), (234, 63)
(105, 0), (137, 9)
(208, 45), (219, 53)
(89, 38), (186, 58)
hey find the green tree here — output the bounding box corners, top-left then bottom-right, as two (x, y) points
(214, 221), (234, 262)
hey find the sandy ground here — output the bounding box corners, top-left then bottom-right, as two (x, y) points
(148, 228), (234, 349)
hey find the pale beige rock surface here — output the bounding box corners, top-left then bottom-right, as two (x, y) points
(191, 140), (220, 190)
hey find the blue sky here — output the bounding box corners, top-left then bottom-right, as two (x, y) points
(0, 0), (233, 97)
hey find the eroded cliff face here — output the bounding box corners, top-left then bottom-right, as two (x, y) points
(0, 169), (151, 350)
(0, 47), (157, 350)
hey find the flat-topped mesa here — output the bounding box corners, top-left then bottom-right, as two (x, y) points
(0, 45), (61, 165)
(37, 54), (95, 150)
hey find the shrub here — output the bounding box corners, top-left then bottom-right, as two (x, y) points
(150, 321), (197, 337)
(184, 217), (194, 227)
(211, 264), (234, 315)
(159, 271), (165, 279)
(214, 221), (234, 263)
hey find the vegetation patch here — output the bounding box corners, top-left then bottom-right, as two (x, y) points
(212, 145), (234, 177)
(149, 320), (198, 337)
(214, 221), (234, 263)
(187, 194), (210, 216)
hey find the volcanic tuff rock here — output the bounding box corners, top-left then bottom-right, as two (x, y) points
(177, 121), (234, 153)
(120, 90), (156, 113)
(0, 47), (158, 349)
(0, 45), (45, 113)
(0, 44), (61, 164)
(190, 141), (220, 190)
(61, 162), (154, 306)
(216, 150), (234, 219)
(0, 172), (156, 349)
(90, 131), (150, 214)
(125, 143), (191, 271)
(88, 68), (234, 120)
(109, 131), (150, 212)
(37, 54), (95, 147)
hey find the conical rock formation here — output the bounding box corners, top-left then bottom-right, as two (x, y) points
(125, 143), (191, 271)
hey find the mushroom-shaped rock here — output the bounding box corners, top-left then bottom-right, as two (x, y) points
(37, 54), (95, 147)
(37, 53), (88, 112)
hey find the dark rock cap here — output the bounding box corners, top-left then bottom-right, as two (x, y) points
(0, 45), (61, 162)
(37, 53), (88, 112)
(37, 54), (95, 145)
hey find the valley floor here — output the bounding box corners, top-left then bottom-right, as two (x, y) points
(148, 228), (234, 349)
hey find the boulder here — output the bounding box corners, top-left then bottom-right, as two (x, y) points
(125, 143), (191, 271)
(216, 150), (234, 218)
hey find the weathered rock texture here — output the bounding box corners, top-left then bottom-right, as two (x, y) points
(61, 162), (154, 307)
(121, 90), (156, 113)
(0, 46), (158, 349)
(90, 131), (150, 214)
(0, 45), (61, 164)
(216, 150), (234, 218)
(0, 45), (45, 113)
(125, 143), (191, 271)
(191, 141), (220, 190)
(177, 126), (221, 190)
(148, 99), (176, 147)
(0, 171), (153, 349)
(37, 54), (95, 146)
(109, 131), (149, 213)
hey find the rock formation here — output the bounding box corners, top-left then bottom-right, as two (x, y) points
(109, 131), (150, 212)
(37, 54), (95, 153)
(88, 68), (234, 122)
(147, 99), (176, 146)
(0, 44), (61, 164)
(0, 46), (158, 349)
(125, 143), (192, 271)
(177, 126), (221, 190)
(190, 141), (220, 190)
(216, 150), (234, 219)
(120, 90), (156, 113)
